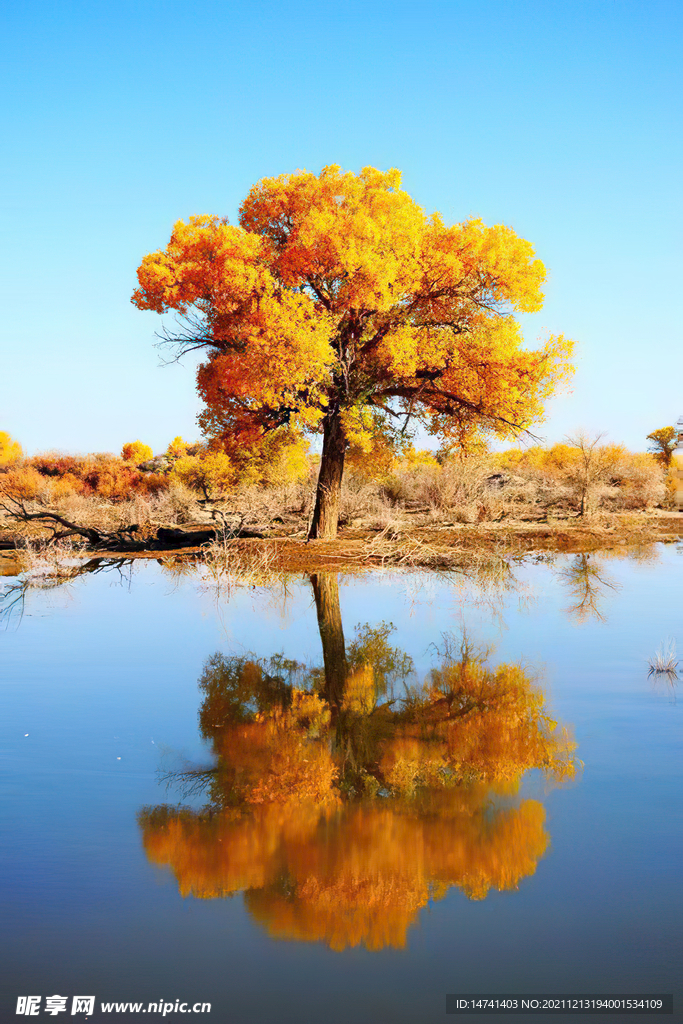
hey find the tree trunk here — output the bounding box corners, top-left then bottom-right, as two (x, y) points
(310, 572), (348, 714)
(308, 406), (346, 540)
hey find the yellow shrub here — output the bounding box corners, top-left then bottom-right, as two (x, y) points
(346, 422), (421, 481)
(121, 440), (153, 464)
(259, 435), (311, 486)
(398, 446), (440, 471)
(495, 446), (545, 471)
(494, 440), (664, 510)
(171, 452), (236, 498)
(543, 444), (582, 473)
(0, 431), (23, 468)
(43, 474), (84, 500)
(1, 466), (45, 499)
(166, 436), (191, 460)
(204, 427), (312, 488)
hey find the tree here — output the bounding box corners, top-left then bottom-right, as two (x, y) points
(132, 166), (574, 538)
(121, 440), (153, 464)
(0, 431), (23, 468)
(166, 435), (191, 460)
(562, 430), (624, 516)
(171, 450), (236, 499)
(646, 426), (676, 467)
(557, 553), (618, 622)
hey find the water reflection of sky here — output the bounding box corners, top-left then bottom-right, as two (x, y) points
(1, 546), (681, 1022)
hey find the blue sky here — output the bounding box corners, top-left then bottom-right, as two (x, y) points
(1, 0), (681, 455)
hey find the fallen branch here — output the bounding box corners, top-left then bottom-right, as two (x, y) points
(0, 491), (143, 549)
(0, 488), (266, 553)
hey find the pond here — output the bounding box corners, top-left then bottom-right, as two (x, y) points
(1, 546), (681, 1022)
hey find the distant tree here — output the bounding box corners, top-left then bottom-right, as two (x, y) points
(563, 431), (612, 517)
(133, 166), (574, 539)
(121, 441), (153, 464)
(646, 426), (676, 467)
(171, 450), (236, 499)
(166, 436), (190, 460)
(0, 431), (23, 468)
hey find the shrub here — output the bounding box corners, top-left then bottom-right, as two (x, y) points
(259, 435), (311, 487)
(27, 451), (169, 502)
(41, 474), (85, 500)
(493, 438), (665, 512)
(602, 451), (664, 509)
(30, 453), (89, 478)
(122, 440), (154, 464)
(0, 431), (23, 468)
(171, 451), (236, 498)
(166, 436), (195, 461)
(1, 466), (45, 500)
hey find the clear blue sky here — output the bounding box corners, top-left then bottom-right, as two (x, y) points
(1, 0), (681, 455)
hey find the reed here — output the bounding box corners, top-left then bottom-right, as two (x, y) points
(647, 639), (679, 680)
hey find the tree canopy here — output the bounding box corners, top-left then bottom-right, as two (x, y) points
(132, 166), (574, 536)
(646, 426), (676, 467)
(0, 431), (23, 468)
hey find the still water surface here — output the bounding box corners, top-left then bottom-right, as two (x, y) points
(2, 548), (682, 1022)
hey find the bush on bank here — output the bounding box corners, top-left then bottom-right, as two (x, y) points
(0, 430), (672, 544)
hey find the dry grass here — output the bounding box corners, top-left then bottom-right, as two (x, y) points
(648, 639), (679, 681)
(0, 480), (209, 544)
(201, 535), (288, 594)
(12, 537), (86, 578)
(0, 441), (678, 565)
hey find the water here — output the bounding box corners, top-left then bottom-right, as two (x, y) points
(1, 547), (681, 1022)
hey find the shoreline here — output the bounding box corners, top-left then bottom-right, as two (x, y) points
(2, 512), (682, 575)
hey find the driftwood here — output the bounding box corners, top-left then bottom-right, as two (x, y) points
(0, 492), (264, 553)
(0, 492), (142, 550)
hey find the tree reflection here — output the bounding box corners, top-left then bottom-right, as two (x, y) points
(556, 553), (619, 623)
(139, 573), (577, 950)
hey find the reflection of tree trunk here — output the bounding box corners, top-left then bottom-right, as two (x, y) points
(310, 573), (348, 713)
(308, 406), (346, 540)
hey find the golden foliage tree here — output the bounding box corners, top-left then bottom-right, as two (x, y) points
(646, 426), (676, 467)
(132, 166), (574, 538)
(166, 435), (191, 460)
(121, 440), (153, 464)
(170, 450), (236, 499)
(0, 431), (23, 468)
